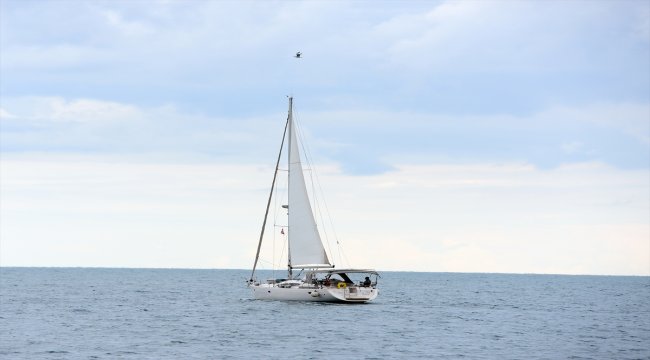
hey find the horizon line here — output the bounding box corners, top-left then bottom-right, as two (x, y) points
(1, 266), (647, 277)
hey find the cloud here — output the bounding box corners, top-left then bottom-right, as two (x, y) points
(1, 154), (647, 275)
(0, 96), (283, 159)
(376, 1), (648, 72)
(1, 1), (647, 115)
(1, 1), (648, 274)
(2, 96), (648, 173)
(0, 108), (17, 119)
(304, 102), (650, 171)
(4, 96), (143, 123)
(541, 103), (650, 145)
(102, 8), (155, 37)
(315, 161), (649, 275)
(0, 154), (271, 268)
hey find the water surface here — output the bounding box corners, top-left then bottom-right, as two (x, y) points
(1, 268), (648, 359)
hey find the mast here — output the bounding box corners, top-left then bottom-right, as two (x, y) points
(249, 98), (291, 283)
(287, 96), (293, 279)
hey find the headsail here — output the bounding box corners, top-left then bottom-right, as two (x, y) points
(287, 99), (331, 268)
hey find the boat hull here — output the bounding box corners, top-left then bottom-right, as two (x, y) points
(250, 284), (378, 303)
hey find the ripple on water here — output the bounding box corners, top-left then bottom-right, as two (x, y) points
(0, 269), (648, 359)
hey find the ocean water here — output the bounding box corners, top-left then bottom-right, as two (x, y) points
(0, 268), (648, 359)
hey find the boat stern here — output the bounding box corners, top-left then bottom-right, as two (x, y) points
(325, 286), (378, 302)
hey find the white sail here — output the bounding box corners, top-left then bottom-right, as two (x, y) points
(288, 112), (331, 268)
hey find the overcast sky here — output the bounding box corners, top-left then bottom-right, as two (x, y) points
(1, 0), (648, 275)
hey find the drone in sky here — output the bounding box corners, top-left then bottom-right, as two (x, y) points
(294, 52), (302, 58)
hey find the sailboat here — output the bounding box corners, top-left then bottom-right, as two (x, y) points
(248, 97), (379, 303)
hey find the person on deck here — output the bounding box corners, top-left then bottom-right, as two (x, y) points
(363, 276), (372, 287)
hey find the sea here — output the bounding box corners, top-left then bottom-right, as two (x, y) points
(0, 268), (648, 359)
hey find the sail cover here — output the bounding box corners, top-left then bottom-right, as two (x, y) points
(288, 115), (331, 267)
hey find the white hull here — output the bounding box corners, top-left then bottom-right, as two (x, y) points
(250, 283), (378, 303)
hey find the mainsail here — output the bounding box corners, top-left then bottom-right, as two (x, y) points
(287, 99), (330, 268)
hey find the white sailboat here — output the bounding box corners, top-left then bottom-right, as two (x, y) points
(248, 97), (379, 303)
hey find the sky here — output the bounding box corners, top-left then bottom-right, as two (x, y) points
(0, 0), (648, 275)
